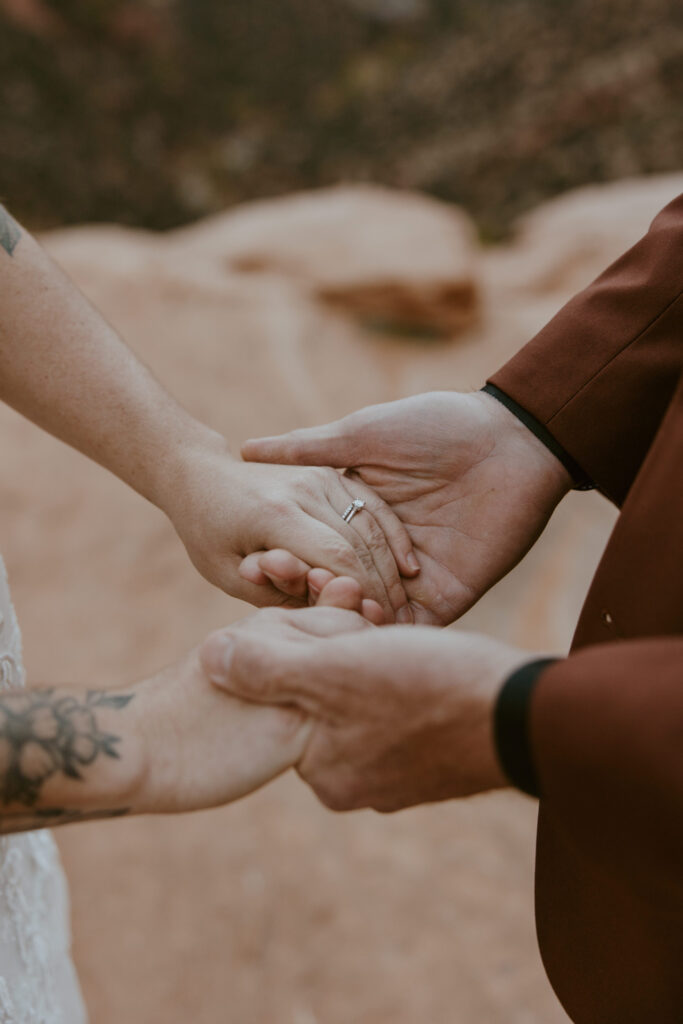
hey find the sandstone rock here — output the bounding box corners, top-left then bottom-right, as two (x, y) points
(167, 185), (480, 335)
(488, 173), (683, 298)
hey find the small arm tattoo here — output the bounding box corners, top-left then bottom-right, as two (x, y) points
(0, 205), (21, 257)
(0, 688), (134, 809)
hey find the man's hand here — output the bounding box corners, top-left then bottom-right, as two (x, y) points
(200, 589), (533, 813)
(241, 391), (572, 625)
(160, 437), (417, 622)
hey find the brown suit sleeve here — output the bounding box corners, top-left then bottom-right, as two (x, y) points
(489, 193), (683, 505)
(530, 639), (683, 899)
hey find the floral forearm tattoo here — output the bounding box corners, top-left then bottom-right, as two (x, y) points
(0, 689), (134, 833)
(0, 205), (21, 257)
(0, 806), (131, 836)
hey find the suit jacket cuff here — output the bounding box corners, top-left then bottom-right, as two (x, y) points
(488, 193), (683, 506)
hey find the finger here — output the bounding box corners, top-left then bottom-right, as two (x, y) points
(315, 576), (364, 612)
(200, 625), (326, 712)
(311, 574), (386, 625)
(343, 470), (420, 579)
(307, 567), (335, 603)
(284, 605), (372, 640)
(308, 571), (385, 623)
(239, 552), (269, 585)
(263, 503), (396, 620)
(239, 553), (310, 607)
(200, 607), (370, 711)
(361, 599), (386, 625)
(334, 476), (410, 621)
(234, 556), (305, 608)
(241, 411), (371, 468)
(256, 549), (311, 601)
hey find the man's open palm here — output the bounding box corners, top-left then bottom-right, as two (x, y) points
(242, 391), (572, 625)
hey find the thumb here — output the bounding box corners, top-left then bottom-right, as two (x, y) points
(241, 415), (367, 468)
(200, 623), (324, 713)
(314, 575), (386, 625)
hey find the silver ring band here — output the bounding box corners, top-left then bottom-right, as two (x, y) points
(341, 498), (366, 523)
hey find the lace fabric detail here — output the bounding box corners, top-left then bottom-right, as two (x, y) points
(0, 559), (86, 1023)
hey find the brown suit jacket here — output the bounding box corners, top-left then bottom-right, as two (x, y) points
(489, 194), (683, 1023)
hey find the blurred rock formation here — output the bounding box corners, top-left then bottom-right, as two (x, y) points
(169, 185), (479, 335)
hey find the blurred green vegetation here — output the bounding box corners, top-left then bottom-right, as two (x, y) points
(1, 0), (682, 237)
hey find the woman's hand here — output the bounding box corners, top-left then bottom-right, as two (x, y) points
(134, 576), (368, 817)
(0, 626), (319, 834)
(131, 647), (311, 815)
(0, 210), (414, 621)
(160, 435), (418, 622)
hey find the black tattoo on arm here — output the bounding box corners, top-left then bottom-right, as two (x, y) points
(0, 689), (134, 832)
(0, 205), (22, 257)
(0, 806), (131, 836)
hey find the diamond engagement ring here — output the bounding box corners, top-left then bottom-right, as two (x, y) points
(341, 498), (366, 523)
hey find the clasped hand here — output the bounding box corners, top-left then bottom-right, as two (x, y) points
(190, 390), (570, 811)
(200, 577), (528, 811)
(161, 435), (419, 623)
(238, 390), (571, 624)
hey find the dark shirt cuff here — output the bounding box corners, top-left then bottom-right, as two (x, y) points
(481, 383), (595, 491)
(494, 658), (559, 798)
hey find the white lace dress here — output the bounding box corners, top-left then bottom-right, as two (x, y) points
(0, 559), (86, 1023)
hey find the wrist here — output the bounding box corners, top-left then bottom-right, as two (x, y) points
(468, 643), (530, 794)
(122, 677), (169, 816)
(476, 389), (573, 500)
(434, 632), (531, 796)
(95, 685), (150, 816)
(493, 657), (558, 797)
(151, 424), (235, 521)
(479, 385), (589, 493)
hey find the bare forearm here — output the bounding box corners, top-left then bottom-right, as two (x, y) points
(0, 205), (226, 511)
(0, 207), (411, 615)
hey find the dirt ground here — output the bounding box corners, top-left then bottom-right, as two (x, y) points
(0, 182), (645, 1022)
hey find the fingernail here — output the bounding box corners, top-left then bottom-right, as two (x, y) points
(202, 635), (234, 685)
(308, 584), (321, 599)
(406, 553), (420, 573)
(396, 604), (414, 624)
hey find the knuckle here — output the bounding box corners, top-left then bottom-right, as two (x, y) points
(312, 776), (355, 813)
(362, 515), (389, 551)
(231, 632), (286, 695)
(295, 466), (332, 495)
(387, 576), (408, 608)
(291, 469), (317, 494)
(348, 538), (375, 576)
(266, 495), (296, 518)
(310, 466), (334, 486)
(328, 538), (361, 574)
(231, 649), (270, 697)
